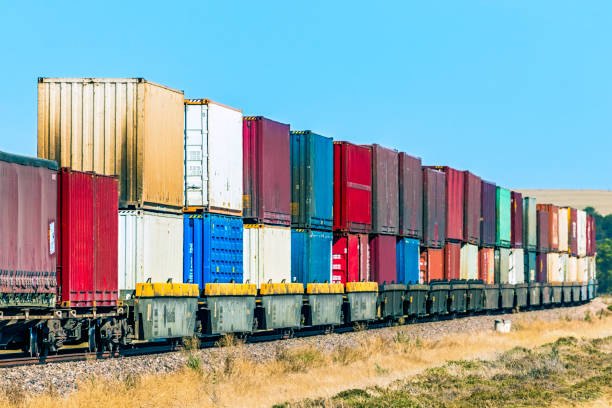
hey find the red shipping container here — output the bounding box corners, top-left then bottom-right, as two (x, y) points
(332, 233), (369, 283)
(94, 175), (119, 305)
(333, 142), (372, 233)
(420, 248), (443, 282)
(536, 253), (548, 283)
(0, 152), (57, 302)
(537, 210), (550, 253)
(480, 180), (497, 248)
(568, 208), (578, 255)
(243, 117), (291, 225)
(369, 235), (397, 285)
(369, 144), (399, 235)
(510, 191), (523, 248)
(478, 247), (495, 284)
(586, 215), (596, 256)
(537, 204), (559, 251)
(422, 168), (445, 248)
(463, 171), (481, 245)
(398, 152), (423, 238)
(427, 166), (464, 242)
(444, 241), (461, 280)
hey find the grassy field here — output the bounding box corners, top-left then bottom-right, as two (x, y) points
(1, 300), (611, 408)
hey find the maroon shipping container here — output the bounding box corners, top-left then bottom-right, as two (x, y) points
(568, 208), (578, 255)
(369, 144), (399, 235)
(463, 171), (481, 245)
(586, 215), (596, 256)
(398, 153), (423, 238)
(537, 204), (559, 252)
(0, 152), (57, 305)
(422, 168), (445, 248)
(510, 191), (523, 248)
(427, 166), (464, 242)
(444, 242), (461, 280)
(480, 180), (496, 248)
(536, 253), (548, 283)
(332, 233), (369, 284)
(57, 169), (118, 307)
(369, 235), (397, 284)
(537, 210), (550, 253)
(243, 117), (291, 225)
(333, 142), (372, 233)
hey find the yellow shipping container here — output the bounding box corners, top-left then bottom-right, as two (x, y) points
(38, 78), (184, 211)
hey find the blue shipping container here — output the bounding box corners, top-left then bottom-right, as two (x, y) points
(291, 229), (333, 283)
(396, 238), (420, 284)
(183, 213), (243, 289)
(290, 131), (333, 230)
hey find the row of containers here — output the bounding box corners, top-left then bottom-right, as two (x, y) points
(35, 78), (597, 299)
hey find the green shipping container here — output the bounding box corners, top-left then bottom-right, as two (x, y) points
(496, 187), (511, 247)
(522, 197), (537, 251)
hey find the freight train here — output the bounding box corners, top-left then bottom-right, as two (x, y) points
(0, 77), (598, 358)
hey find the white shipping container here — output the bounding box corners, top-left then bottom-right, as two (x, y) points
(577, 257), (588, 282)
(460, 244), (478, 280)
(509, 248), (524, 284)
(118, 210), (183, 293)
(558, 207), (568, 252)
(559, 253), (569, 282)
(577, 210), (587, 257)
(184, 100), (243, 214)
(546, 253), (560, 283)
(243, 224), (291, 287)
(587, 256), (596, 280)
(567, 256), (578, 282)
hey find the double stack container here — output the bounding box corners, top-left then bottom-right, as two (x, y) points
(397, 238), (420, 283)
(510, 192), (523, 248)
(444, 242), (461, 280)
(479, 248), (495, 284)
(523, 197), (537, 251)
(586, 215), (596, 256)
(422, 168), (446, 248)
(480, 181), (496, 248)
(427, 166), (464, 242)
(577, 210), (587, 257)
(537, 204), (559, 252)
(398, 153), (423, 238)
(558, 207), (569, 253)
(537, 210), (550, 254)
(291, 229), (332, 284)
(369, 235), (397, 284)
(536, 253), (548, 283)
(463, 171), (481, 245)
(420, 248), (444, 282)
(332, 234), (369, 283)
(568, 208), (578, 256)
(243, 224), (291, 287)
(496, 187), (511, 248)
(509, 248), (524, 284)
(460, 244), (478, 280)
(369, 145), (399, 235)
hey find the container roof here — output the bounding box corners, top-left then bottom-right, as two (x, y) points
(0, 151), (58, 170)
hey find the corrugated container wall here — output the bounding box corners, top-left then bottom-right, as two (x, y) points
(479, 248), (495, 284)
(243, 117), (291, 225)
(577, 257), (588, 282)
(558, 207), (569, 253)
(183, 214), (243, 290)
(480, 181), (497, 248)
(537, 210), (550, 253)
(586, 215), (595, 256)
(0, 152), (58, 306)
(568, 208), (578, 255)
(396, 238), (420, 284)
(333, 142), (372, 233)
(463, 172), (481, 245)
(290, 131), (333, 230)
(509, 248), (524, 284)
(496, 187), (511, 248)
(420, 248), (444, 282)
(118, 211), (183, 293)
(332, 233), (369, 283)
(398, 153), (423, 238)
(495, 247), (510, 284)
(291, 229), (332, 284)
(559, 253), (569, 282)
(422, 168), (446, 248)
(510, 191), (523, 248)
(524, 251), (536, 282)
(38, 78), (184, 212)
(546, 253), (560, 283)
(243, 224), (291, 287)
(369, 235), (397, 284)
(567, 256), (578, 282)
(522, 197), (537, 251)
(444, 242), (461, 280)
(577, 210), (587, 257)
(537, 204), (559, 252)
(536, 253), (547, 283)
(460, 244), (478, 280)
(370, 145), (399, 235)
(184, 100), (243, 214)
(428, 166), (464, 242)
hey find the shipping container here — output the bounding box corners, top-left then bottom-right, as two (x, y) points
(369, 145), (399, 235)
(118, 210), (183, 293)
(397, 238), (420, 284)
(332, 233), (369, 283)
(479, 248), (495, 284)
(537, 210), (550, 253)
(369, 235), (397, 284)
(184, 100), (243, 214)
(567, 256), (578, 282)
(496, 187), (511, 248)
(522, 197), (537, 251)
(509, 248), (524, 284)
(243, 224), (291, 287)
(559, 253), (569, 282)
(568, 208), (578, 255)
(510, 191), (523, 248)
(536, 253), (548, 283)
(577, 210), (587, 257)
(577, 257), (587, 282)
(422, 168), (446, 248)
(0, 151), (58, 306)
(495, 247), (510, 284)
(460, 244), (478, 280)
(537, 204), (559, 252)
(183, 213), (243, 290)
(586, 215), (595, 256)
(524, 251), (536, 282)
(290, 131), (333, 230)
(38, 78), (184, 211)
(420, 248), (444, 282)
(480, 181), (497, 247)
(444, 242), (461, 280)
(398, 153), (423, 238)
(291, 229), (332, 283)
(333, 142), (372, 233)
(463, 171), (481, 245)
(558, 207), (569, 253)
(546, 253), (560, 283)
(587, 256), (596, 280)
(243, 117), (291, 225)
(427, 166), (464, 242)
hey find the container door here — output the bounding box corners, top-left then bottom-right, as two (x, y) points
(332, 235), (347, 284)
(308, 230), (332, 283)
(312, 134), (334, 229)
(185, 104), (208, 207)
(358, 233), (370, 281)
(290, 230), (305, 283)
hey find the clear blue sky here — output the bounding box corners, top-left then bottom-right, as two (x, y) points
(0, 1), (610, 189)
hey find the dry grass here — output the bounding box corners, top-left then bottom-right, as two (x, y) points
(1, 306), (611, 408)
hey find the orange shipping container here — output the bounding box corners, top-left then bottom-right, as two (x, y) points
(537, 204), (559, 252)
(420, 248), (443, 282)
(479, 247), (495, 284)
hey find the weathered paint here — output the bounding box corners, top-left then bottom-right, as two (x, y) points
(509, 248), (524, 284)
(522, 197), (537, 251)
(370, 145), (399, 234)
(422, 168), (446, 248)
(463, 171), (481, 245)
(479, 247), (495, 284)
(496, 187), (511, 248)
(494, 247), (510, 284)
(510, 191), (523, 248)
(460, 243), (478, 280)
(398, 153), (423, 238)
(332, 233), (369, 283)
(369, 235), (397, 284)
(420, 248), (444, 282)
(444, 242), (461, 280)
(291, 229), (332, 284)
(243, 224), (291, 287)
(480, 180), (497, 247)
(558, 207), (569, 253)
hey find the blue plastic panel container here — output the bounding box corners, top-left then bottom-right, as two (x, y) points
(290, 131), (333, 230)
(183, 213), (243, 289)
(291, 229), (333, 283)
(396, 238), (420, 284)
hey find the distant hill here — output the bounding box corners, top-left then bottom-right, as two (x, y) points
(515, 189), (612, 215)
